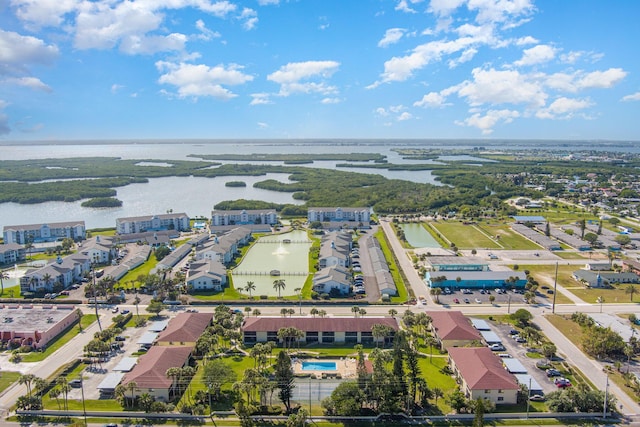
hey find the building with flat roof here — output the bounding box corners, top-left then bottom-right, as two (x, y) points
(116, 213), (190, 235)
(426, 256), (489, 272)
(3, 221), (86, 244)
(425, 270), (527, 290)
(449, 347), (519, 405)
(0, 305), (79, 349)
(242, 316), (398, 345)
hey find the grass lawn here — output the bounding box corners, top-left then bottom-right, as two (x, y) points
(554, 251), (590, 260)
(21, 314), (97, 362)
(0, 371), (20, 394)
(117, 256), (161, 286)
(568, 283), (640, 304)
(0, 284), (21, 298)
(544, 314), (585, 353)
(476, 223), (542, 250)
(430, 221), (501, 250)
(375, 229), (408, 303)
(515, 265), (576, 305)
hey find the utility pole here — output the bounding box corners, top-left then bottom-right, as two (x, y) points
(92, 256), (102, 332)
(603, 373), (609, 419)
(552, 262), (558, 314)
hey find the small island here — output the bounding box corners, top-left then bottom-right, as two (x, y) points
(80, 197), (123, 208)
(225, 181), (247, 187)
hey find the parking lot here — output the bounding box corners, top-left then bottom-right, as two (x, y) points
(436, 286), (556, 307)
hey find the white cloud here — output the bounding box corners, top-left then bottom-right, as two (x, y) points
(257, 0), (279, 5)
(250, 93), (272, 105)
(397, 111), (413, 121)
(428, 0), (466, 16)
(448, 47), (477, 68)
(389, 104), (406, 113)
(267, 60), (340, 96)
(378, 28), (405, 48)
(156, 61), (254, 99)
(321, 97), (341, 104)
(257, 122), (269, 128)
(11, 0), (79, 28)
(457, 67), (547, 108)
(576, 68), (627, 89)
(3, 76), (52, 92)
(239, 8), (258, 30)
(456, 109), (520, 135)
(468, 0), (535, 26)
(515, 35), (538, 45)
(514, 44), (556, 67)
(0, 30), (59, 72)
(395, 0), (422, 13)
(535, 97), (592, 119)
(120, 33), (188, 55)
(195, 19), (221, 41)
(111, 84), (124, 94)
(622, 92), (640, 102)
(414, 91), (448, 107)
(375, 107), (389, 116)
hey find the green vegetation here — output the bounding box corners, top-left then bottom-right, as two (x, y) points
(374, 228), (408, 303)
(225, 181), (247, 187)
(190, 153), (387, 162)
(0, 371), (20, 394)
(80, 197), (123, 207)
(20, 314), (97, 362)
(430, 221), (501, 249)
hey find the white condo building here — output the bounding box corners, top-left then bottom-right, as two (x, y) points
(211, 209), (278, 226)
(307, 207), (371, 224)
(3, 221), (86, 244)
(116, 213), (190, 235)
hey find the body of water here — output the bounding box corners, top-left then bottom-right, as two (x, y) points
(1, 139), (637, 230)
(399, 223), (441, 248)
(231, 230), (311, 297)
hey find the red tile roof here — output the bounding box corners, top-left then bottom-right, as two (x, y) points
(156, 312), (213, 344)
(242, 316), (399, 332)
(122, 346), (192, 389)
(449, 347), (519, 390)
(426, 311), (482, 342)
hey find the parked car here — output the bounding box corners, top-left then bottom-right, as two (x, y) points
(515, 336), (527, 343)
(498, 353), (512, 358)
(509, 329), (519, 335)
(489, 344), (506, 351)
(69, 379), (83, 388)
(121, 309), (130, 315)
(453, 298), (460, 304)
(546, 369), (561, 377)
(111, 307), (119, 313)
(554, 378), (572, 388)
(475, 298), (482, 304)
(529, 394), (546, 401)
(115, 336), (126, 342)
(464, 298), (470, 304)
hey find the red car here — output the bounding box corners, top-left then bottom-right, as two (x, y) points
(453, 298), (460, 304)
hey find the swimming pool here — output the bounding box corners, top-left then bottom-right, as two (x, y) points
(301, 361), (337, 371)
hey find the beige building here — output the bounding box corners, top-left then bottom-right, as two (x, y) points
(448, 347), (519, 405)
(427, 311), (483, 349)
(156, 312), (213, 346)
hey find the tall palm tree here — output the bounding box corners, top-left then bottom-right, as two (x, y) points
(0, 270), (8, 296)
(351, 305), (361, 318)
(318, 309), (327, 318)
(245, 281), (256, 299)
(388, 308), (398, 318)
(273, 279), (286, 298)
(252, 308), (261, 317)
(134, 295), (141, 318)
(626, 284), (637, 302)
(310, 307), (319, 318)
(294, 287), (302, 314)
(42, 273), (52, 291)
(19, 374), (36, 397)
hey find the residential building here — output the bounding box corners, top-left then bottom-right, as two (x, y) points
(0, 243), (26, 265)
(367, 237), (397, 297)
(116, 213), (190, 235)
(121, 346), (192, 401)
(113, 230), (174, 247)
(511, 223), (561, 251)
(211, 209), (278, 226)
(307, 207), (371, 226)
(318, 231), (351, 269)
(242, 317), (399, 345)
(0, 306), (79, 349)
(3, 221), (86, 244)
(572, 269), (640, 287)
(312, 266), (351, 295)
(449, 347), (519, 405)
(20, 254), (91, 293)
(186, 259), (227, 291)
(427, 311), (483, 349)
(156, 312), (213, 346)
(196, 227), (252, 264)
(77, 235), (116, 264)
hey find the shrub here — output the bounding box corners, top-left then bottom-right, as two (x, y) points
(260, 295), (268, 300)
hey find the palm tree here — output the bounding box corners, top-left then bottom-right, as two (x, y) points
(0, 270), (8, 296)
(56, 376), (70, 410)
(294, 287), (302, 314)
(280, 308), (288, 317)
(75, 309), (84, 331)
(626, 284), (637, 302)
(42, 273), (53, 291)
(245, 306), (252, 317)
(252, 308), (261, 317)
(273, 279), (286, 298)
(49, 386), (62, 410)
(19, 374), (36, 397)
(310, 307), (319, 318)
(351, 305), (361, 318)
(388, 308), (398, 318)
(430, 287), (442, 304)
(318, 309), (327, 318)
(245, 281), (256, 299)
(433, 387), (444, 407)
(424, 335), (439, 363)
(125, 381), (137, 406)
(134, 295), (141, 318)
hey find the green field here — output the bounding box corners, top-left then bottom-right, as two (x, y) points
(0, 371), (20, 394)
(430, 221), (501, 249)
(476, 223), (542, 250)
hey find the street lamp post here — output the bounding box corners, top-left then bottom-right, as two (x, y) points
(603, 373), (609, 419)
(80, 376), (87, 426)
(507, 294), (511, 314)
(525, 377), (531, 419)
(597, 296), (604, 313)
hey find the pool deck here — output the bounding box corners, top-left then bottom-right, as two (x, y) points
(292, 358), (357, 379)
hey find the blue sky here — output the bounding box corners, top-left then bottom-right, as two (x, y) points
(1, 0), (639, 141)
